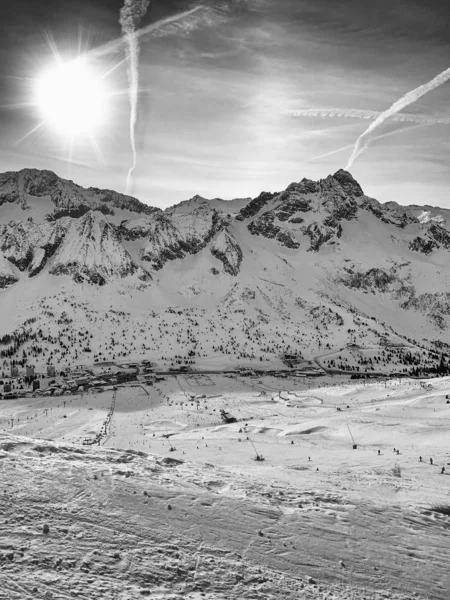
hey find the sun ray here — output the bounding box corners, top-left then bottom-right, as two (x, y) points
(101, 57), (129, 79)
(88, 133), (107, 166)
(3, 75), (37, 83)
(15, 121), (47, 146)
(77, 24), (84, 58)
(105, 87), (137, 98)
(0, 102), (35, 110)
(43, 30), (63, 65)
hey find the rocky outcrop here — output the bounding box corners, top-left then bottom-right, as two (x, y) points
(401, 293), (450, 330)
(272, 192), (311, 222)
(248, 212), (300, 249)
(0, 218), (70, 275)
(235, 192), (277, 221)
(409, 236), (439, 255)
(340, 268), (397, 293)
(332, 169), (364, 197)
(286, 178), (320, 195)
(134, 205), (224, 270)
(410, 223), (450, 255)
(0, 172), (22, 207)
(427, 223), (450, 249)
(0, 254), (19, 288)
(86, 187), (158, 216)
(303, 221), (341, 251)
(361, 197), (418, 229)
(210, 229), (243, 276)
(0, 220), (48, 271)
(49, 211), (147, 285)
(29, 220), (70, 277)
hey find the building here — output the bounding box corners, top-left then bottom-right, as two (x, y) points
(33, 380), (41, 391)
(47, 365), (56, 377)
(10, 365), (19, 378)
(26, 365), (35, 377)
(4, 384), (11, 393)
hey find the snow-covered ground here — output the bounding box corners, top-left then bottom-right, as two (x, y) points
(1, 374), (450, 599)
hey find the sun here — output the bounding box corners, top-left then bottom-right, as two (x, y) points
(35, 58), (109, 137)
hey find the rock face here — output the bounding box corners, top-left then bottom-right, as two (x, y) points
(303, 221), (341, 251)
(0, 254), (18, 288)
(235, 192), (277, 221)
(49, 211), (147, 285)
(0, 219), (49, 271)
(410, 223), (450, 254)
(0, 172), (23, 207)
(401, 293), (450, 330)
(341, 268), (397, 293)
(361, 197), (418, 229)
(0, 218), (70, 276)
(248, 212), (301, 249)
(210, 229), (243, 276)
(332, 169), (364, 198)
(122, 203), (224, 271)
(0, 168), (157, 216)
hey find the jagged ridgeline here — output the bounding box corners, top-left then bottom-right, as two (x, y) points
(0, 167), (449, 369)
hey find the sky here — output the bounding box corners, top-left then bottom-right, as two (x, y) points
(0, 0), (449, 208)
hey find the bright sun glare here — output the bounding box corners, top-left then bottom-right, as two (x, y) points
(35, 59), (108, 137)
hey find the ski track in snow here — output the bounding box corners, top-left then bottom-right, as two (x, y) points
(1, 375), (450, 599)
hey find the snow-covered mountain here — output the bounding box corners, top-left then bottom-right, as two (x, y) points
(0, 167), (449, 371)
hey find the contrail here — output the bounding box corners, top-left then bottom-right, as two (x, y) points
(345, 66), (450, 169)
(120, 0), (152, 195)
(308, 122), (428, 162)
(284, 107), (450, 127)
(91, 5), (207, 60)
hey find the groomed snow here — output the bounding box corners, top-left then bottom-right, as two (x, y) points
(1, 374), (450, 599)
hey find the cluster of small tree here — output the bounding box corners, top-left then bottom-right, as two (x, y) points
(45, 204), (114, 221)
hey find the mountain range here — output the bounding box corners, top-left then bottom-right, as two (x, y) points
(0, 167), (449, 372)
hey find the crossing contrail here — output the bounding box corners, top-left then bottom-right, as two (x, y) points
(120, 0), (152, 195)
(344, 66), (450, 169)
(93, 5), (206, 60)
(308, 122), (428, 162)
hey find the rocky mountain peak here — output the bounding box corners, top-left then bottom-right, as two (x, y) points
(21, 168), (59, 195)
(332, 169), (364, 197)
(0, 168), (157, 217)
